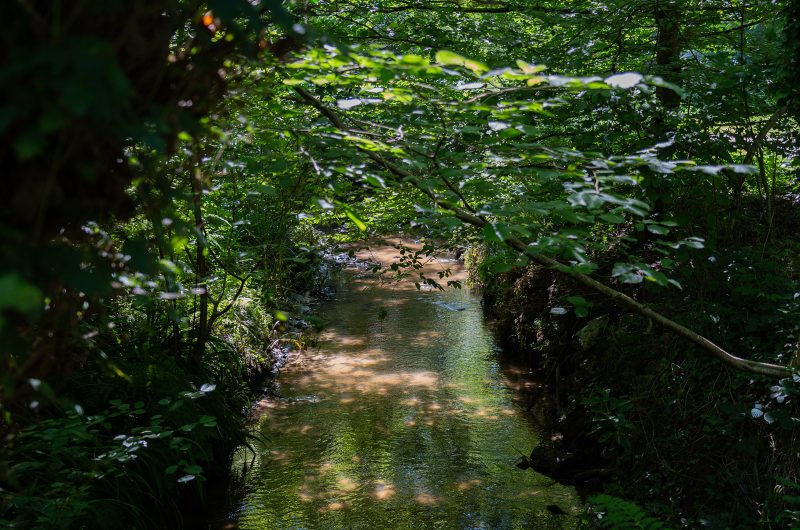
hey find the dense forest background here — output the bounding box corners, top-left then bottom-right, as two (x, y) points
(2, 0), (800, 527)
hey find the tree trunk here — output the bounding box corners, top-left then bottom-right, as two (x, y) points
(190, 153), (209, 364)
(654, 0), (682, 110)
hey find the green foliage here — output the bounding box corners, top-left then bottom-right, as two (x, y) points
(2, 0), (799, 527)
(468, 244), (523, 283)
(776, 477), (800, 527)
(472, 215), (800, 526)
(0, 382), (242, 528)
(582, 388), (635, 456)
(589, 494), (670, 529)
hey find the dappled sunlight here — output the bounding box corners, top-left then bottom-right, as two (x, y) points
(297, 486), (315, 503)
(275, 423), (317, 436)
(318, 501), (349, 513)
(319, 334), (369, 349)
(311, 461), (334, 473)
(285, 346), (441, 396)
(336, 477), (359, 493)
(266, 450), (290, 463)
(236, 244), (579, 529)
(414, 491), (441, 506)
(350, 238), (469, 292)
(300, 366), (440, 394)
(456, 479), (483, 491)
(372, 481), (396, 500)
(280, 424), (310, 435)
(472, 406), (500, 421)
(515, 490), (543, 499)
(408, 329), (443, 346)
(316, 349), (389, 370)
(372, 371), (439, 390)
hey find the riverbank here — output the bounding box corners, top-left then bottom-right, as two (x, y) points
(470, 244), (800, 527)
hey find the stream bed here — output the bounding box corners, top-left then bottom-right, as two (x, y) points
(228, 244), (579, 529)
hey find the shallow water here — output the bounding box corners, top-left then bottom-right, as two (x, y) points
(231, 245), (578, 529)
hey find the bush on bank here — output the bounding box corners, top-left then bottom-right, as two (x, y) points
(472, 236), (800, 527)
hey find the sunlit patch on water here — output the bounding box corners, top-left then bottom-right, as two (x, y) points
(372, 481), (395, 500)
(456, 479), (483, 491)
(230, 243), (579, 529)
(414, 491), (441, 506)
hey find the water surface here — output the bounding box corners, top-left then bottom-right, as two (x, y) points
(232, 244), (578, 529)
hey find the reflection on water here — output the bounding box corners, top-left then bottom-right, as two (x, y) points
(232, 245), (578, 529)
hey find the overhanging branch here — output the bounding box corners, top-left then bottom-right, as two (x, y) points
(294, 85), (794, 378)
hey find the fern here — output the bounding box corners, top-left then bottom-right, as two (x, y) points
(589, 494), (671, 530)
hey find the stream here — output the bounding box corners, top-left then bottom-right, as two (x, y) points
(227, 244), (579, 529)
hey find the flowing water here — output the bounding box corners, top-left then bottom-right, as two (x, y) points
(230, 244), (579, 529)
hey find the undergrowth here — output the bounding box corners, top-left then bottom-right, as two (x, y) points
(473, 234), (800, 527)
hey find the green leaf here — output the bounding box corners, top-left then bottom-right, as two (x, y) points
(646, 75), (685, 97)
(435, 50), (488, 73)
(680, 237), (705, 249)
(515, 60), (547, 74)
(342, 204), (368, 231)
(605, 72), (643, 88)
(644, 270), (669, 286)
(315, 198), (334, 210)
(483, 222), (511, 242)
(256, 184), (276, 196)
(337, 99), (362, 109)
(13, 129), (45, 160)
(566, 296), (592, 317)
(440, 216), (462, 228)
(646, 224), (670, 235)
(184, 464), (203, 474)
(492, 261), (513, 273)
(364, 175), (386, 188)
(0, 274), (43, 317)
(600, 213), (626, 224)
(611, 263), (643, 284)
(158, 259), (180, 276)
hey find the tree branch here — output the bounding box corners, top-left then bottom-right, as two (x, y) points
(744, 104), (788, 165)
(207, 274), (250, 332)
(293, 86), (793, 378)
